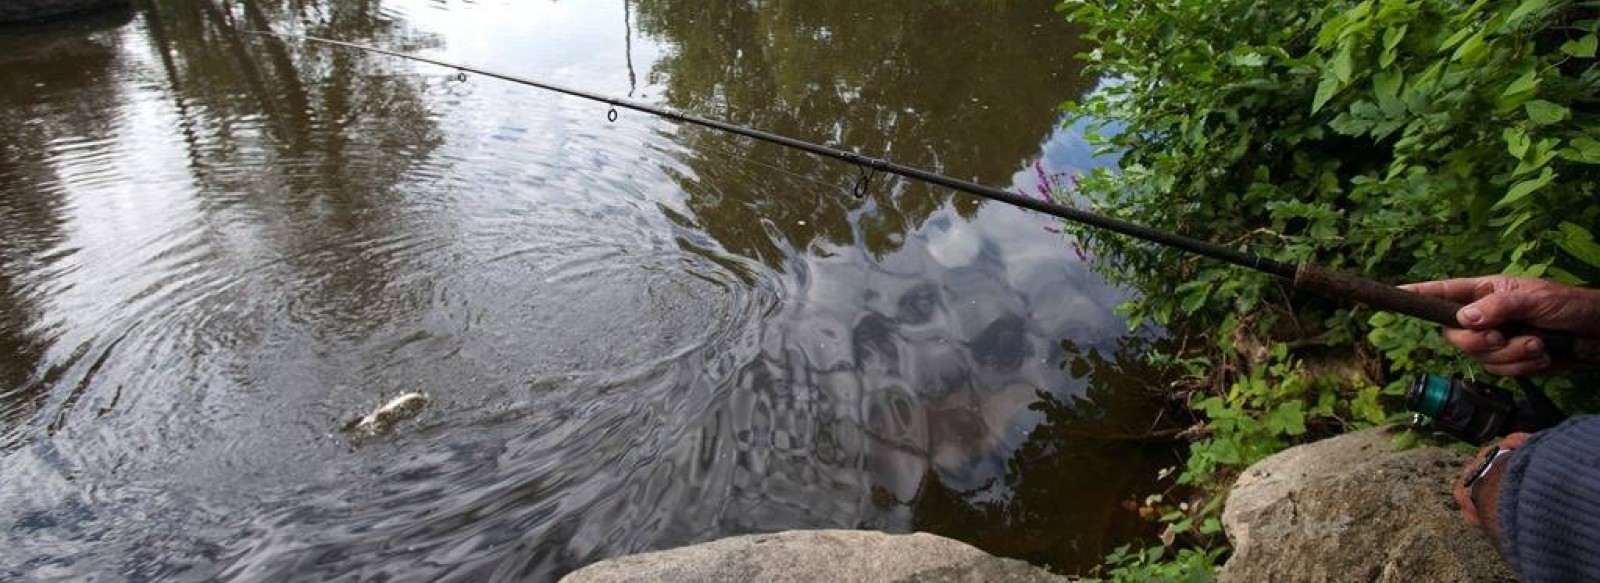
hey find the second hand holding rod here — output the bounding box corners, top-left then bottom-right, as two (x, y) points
(254, 32), (1580, 359)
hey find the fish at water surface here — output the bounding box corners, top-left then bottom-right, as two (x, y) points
(342, 392), (429, 436)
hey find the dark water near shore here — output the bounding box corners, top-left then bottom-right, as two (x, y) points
(0, 1), (1181, 580)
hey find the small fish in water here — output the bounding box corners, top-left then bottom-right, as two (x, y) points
(343, 392), (428, 435)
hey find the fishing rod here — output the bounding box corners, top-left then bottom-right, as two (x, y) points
(251, 32), (1579, 359)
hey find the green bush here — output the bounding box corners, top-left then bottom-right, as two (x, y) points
(1058, 0), (1600, 578)
(1094, 544), (1225, 583)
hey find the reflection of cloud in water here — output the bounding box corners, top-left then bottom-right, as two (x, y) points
(732, 198), (1131, 521)
(1011, 112), (1125, 208)
(925, 218), (982, 269)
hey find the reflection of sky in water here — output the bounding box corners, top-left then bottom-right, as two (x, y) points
(842, 123), (1127, 499)
(382, 0), (667, 97)
(1030, 115), (1120, 183)
(1020, 77), (1129, 193)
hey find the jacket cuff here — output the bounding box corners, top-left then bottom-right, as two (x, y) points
(1496, 415), (1600, 580)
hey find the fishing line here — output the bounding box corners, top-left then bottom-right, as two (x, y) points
(247, 32), (1284, 274)
(687, 135), (883, 200)
(245, 30), (1584, 360)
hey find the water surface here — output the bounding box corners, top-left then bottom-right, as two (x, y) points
(0, 2), (1180, 580)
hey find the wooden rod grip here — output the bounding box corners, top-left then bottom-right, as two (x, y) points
(1293, 264), (1586, 362)
(1293, 264), (1463, 326)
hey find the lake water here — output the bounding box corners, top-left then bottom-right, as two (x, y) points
(0, 1), (1181, 580)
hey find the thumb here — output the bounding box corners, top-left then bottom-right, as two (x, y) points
(1459, 291), (1541, 330)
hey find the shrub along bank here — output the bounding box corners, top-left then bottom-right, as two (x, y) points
(1054, 0), (1600, 579)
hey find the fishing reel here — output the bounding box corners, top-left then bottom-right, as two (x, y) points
(1406, 373), (1567, 445)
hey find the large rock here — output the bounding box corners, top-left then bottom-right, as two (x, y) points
(1220, 427), (1515, 582)
(560, 530), (1069, 583)
(0, 0), (129, 24)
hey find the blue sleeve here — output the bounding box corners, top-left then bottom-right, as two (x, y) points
(1497, 415), (1600, 581)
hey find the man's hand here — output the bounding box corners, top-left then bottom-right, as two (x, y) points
(1402, 276), (1600, 376)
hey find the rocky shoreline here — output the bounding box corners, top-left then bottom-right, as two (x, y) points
(560, 428), (1515, 582)
(559, 530), (1066, 583)
(1218, 427), (1513, 582)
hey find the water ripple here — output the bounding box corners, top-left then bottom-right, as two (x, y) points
(0, 2), (1169, 581)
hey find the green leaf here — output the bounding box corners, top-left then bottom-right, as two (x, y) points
(1383, 24), (1408, 52)
(1380, 24), (1408, 67)
(1313, 76), (1342, 114)
(1557, 222), (1600, 268)
(1513, 138), (1560, 176)
(1523, 263), (1550, 278)
(1504, 126), (1531, 158)
(1506, 0), (1553, 26)
(1549, 267), (1588, 286)
(1373, 70), (1405, 115)
(1380, 48), (1399, 69)
(1411, 60), (1446, 94)
(1369, 311), (1396, 327)
(1502, 210), (1537, 237)
(1511, 241), (1537, 264)
(1207, 438), (1242, 465)
(1561, 137), (1600, 164)
(1391, 430), (1421, 451)
(1502, 70), (1540, 97)
(1333, 43), (1355, 83)
(1524, 100), (1569, 125)
(1495, 166), (1556, 208)
(1561, 34), (1598, 58)
(1180, 287), (1211, 314)
(1231, 52), (1268, 67)
(1266, 401), (1308, 436)
(1439, 25), (1475, 52)
(1351, 386), (1387, 425)
(1453, 32), (1487, 63)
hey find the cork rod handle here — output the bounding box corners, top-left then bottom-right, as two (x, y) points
(1292, 264), (1581, 361)
(1293, 264), (1464, 326)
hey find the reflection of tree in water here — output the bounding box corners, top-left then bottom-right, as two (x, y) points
(0, 13), (132, 445)
(0, 0), (447, 442)
(0, 4), (458, 577)
(632, 0), (1093, 266)
(139, 0), (445, 332)
(143, 0), (442, 200)
(906, 336), (1187, 572)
